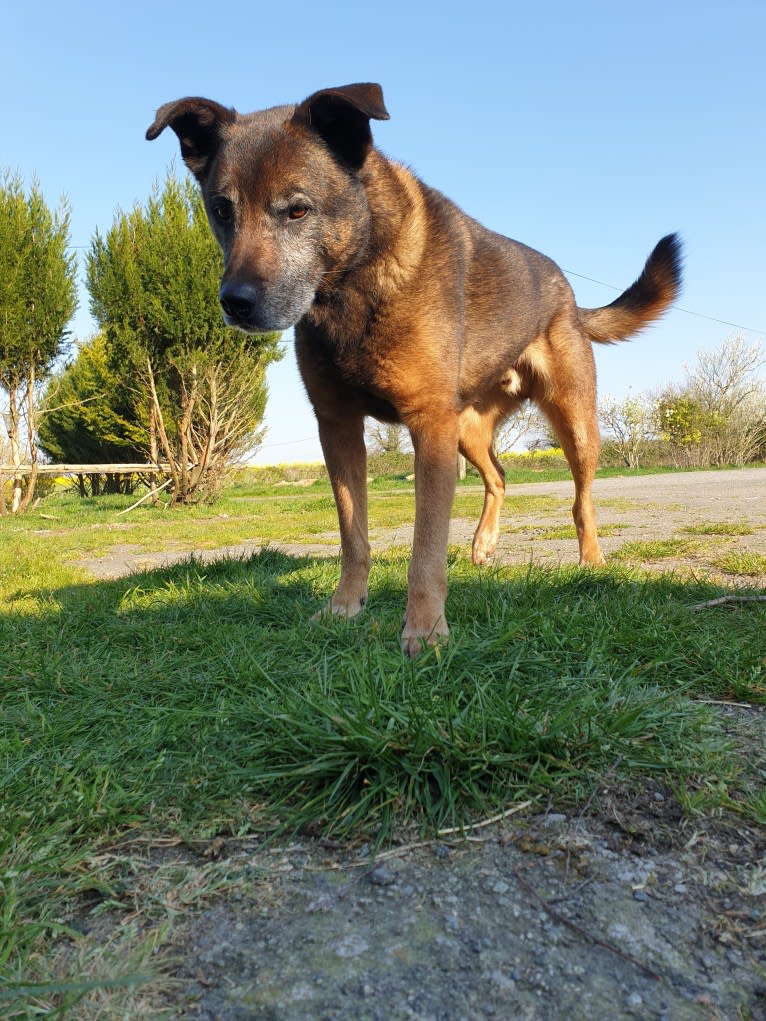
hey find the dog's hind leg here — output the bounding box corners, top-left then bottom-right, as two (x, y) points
(540, 396), (604, 565)
(533, 342), (605, 566)
(316, 411), (372, 617)
(458, 405), (506, 565)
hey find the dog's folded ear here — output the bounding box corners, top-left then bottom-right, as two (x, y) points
(145, 98), (236, 180)
(293, 83), (389, 171)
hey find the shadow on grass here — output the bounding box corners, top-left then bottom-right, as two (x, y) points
(1, 548), (764, 843)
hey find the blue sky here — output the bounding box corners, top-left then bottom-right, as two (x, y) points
(4, 0), (764, 463)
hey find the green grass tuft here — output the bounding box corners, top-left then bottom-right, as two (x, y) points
(681, 520), (755, 537)
(609, 538), (704, 562)
(713, 550), (766, 576)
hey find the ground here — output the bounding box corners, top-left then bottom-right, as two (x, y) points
(70, 468), (765, 1020)
(167, 798), (764, 1021)
(77, 467), (766, 581)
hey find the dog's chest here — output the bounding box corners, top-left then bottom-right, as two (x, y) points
(295, 316), (401, 419)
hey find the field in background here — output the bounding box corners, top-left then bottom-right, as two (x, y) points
(1, 464), (764, 1017)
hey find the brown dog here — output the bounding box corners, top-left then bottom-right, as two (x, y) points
(147, 83), (682, 655)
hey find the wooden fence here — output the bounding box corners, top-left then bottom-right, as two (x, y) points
(0, 463), (174, 475)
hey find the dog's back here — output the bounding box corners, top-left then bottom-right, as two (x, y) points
(344, 154), (680, 411)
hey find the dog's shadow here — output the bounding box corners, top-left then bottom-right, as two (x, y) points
(10, 546), (746, 683)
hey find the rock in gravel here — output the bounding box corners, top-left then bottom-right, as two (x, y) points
(367, 864), (396, 887)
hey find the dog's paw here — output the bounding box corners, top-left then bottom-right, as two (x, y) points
(312, 591), (367, 623)
(471, 529), (499, 566)
(471, 545), (495, 566)
(400, 614), (449, 658)
(579, 547), (606, 567)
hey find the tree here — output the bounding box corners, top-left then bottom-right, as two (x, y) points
(493, 401), (552, 455)
(37, 332), (147, 494)
(0, 171), (77, 513)
(689, 335), (764, 410)
(657, 336), (766, 467)
(686, 336), (765, 464)
(86, 172), (282, 503)
(598, 389), (657, 469)
(365, 420), (411, 454)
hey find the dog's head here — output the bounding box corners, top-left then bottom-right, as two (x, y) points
(146, 84), (389, 333)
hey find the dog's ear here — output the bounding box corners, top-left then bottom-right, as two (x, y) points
(146, 98), (236, 180)
(293, 83), (389, 171)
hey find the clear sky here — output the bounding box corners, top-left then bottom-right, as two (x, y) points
(4, 0), (764, 463)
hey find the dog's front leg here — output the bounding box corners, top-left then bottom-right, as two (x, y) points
(401, 413), (459, 656)
(316, 412), (371, 619)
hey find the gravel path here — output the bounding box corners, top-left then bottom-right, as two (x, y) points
(76, 467), (766, 579)
(173, 796), (765, 1020)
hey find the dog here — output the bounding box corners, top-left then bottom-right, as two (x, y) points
(147, 83), (682, 655)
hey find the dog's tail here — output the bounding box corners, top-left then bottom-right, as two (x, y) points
(578, 233), (683, 344)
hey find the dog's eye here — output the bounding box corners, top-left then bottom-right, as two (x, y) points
(287, 205), (309, 221)
(211, 198), (233, 223)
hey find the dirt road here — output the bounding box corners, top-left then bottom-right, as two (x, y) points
(78, 467), (766, 582)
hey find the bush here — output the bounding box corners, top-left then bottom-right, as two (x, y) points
(499, 448), (568, 472)
(367, 450), (416, 478)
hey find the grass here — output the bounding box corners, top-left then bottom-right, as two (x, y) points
(609, 538), (706, 562)
(714, 550), (766, 576)
(230, 459), (715, 495)
(681, 520), (756, 537)
(1, 477), (765, 1017)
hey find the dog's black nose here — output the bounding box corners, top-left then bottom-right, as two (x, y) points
(220, 282), (259, 324)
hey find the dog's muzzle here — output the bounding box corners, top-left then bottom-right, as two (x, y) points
(219, 278), (316, 333)
(220, 281), (263, 331)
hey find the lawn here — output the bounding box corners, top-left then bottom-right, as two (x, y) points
(1, 473), (764, 1017)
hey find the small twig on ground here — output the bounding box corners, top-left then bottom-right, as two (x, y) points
(307, 802), (535, 873)
(367, 801), (535, 864)
(695, 698), (761, 710)
(689, 594), (766, 611)
(436, 801), (534, 837)
(118, 477), (173, 515)
(511, 867), (663, 983)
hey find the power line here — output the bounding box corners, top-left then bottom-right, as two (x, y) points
(563, 268), (766, 337)
(670, 307), (765, 336)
